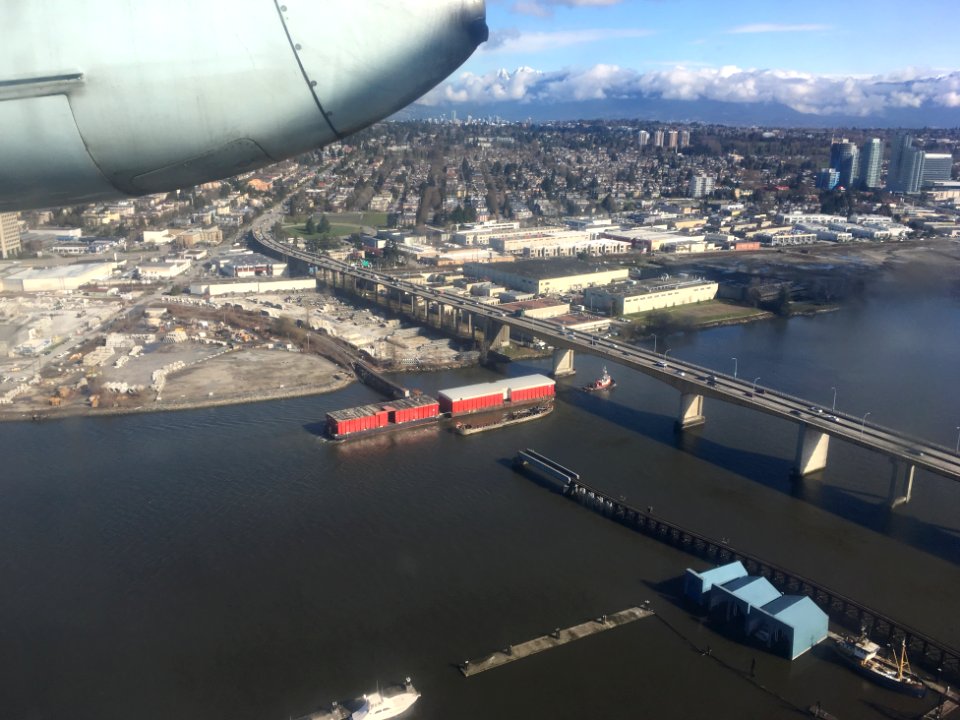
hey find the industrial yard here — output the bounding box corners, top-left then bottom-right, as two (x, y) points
(0, 286), (472, 420)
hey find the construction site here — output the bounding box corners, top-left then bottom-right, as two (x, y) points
(0, 288), (477, 420)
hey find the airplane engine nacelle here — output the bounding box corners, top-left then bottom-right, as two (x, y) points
(0, 0), (487, 211)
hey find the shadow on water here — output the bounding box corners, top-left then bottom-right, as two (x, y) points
(303, 421), (327, 437)
(561, 385), (960, 568)
(563, 386), (795, 491)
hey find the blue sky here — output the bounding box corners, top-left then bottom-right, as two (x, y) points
(470, 0), (957, 76)
(418, 0), (960, 118)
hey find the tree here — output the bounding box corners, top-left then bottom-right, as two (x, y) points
(772, 286), (792, 317)
(305, 216), (316, 235)
(317, 215), (331, 234)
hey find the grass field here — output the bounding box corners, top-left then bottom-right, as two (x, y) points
(283, 211), (388, 238)
(625, 300), (771, 326)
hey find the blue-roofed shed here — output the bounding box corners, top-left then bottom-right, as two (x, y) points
(708, 575), (782, 632)
(748, 595), (829, 660)
(682, 561), (747, 606)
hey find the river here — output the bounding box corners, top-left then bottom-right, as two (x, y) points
(1, 257), (958, 720)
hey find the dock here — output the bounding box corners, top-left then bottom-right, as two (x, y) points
(921, 684), (960, 719)
(459, 605), (654, 677)
(353, 360), (410, 399)
(511, 449), (960, 684)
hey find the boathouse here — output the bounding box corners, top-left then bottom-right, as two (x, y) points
(680, 562), (829, 660)
(683, 561), (747, 607)
(748, 595), (829, 660)
(707, 575), (781, 633)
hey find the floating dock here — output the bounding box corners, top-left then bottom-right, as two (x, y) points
(459, 606), (654, 677)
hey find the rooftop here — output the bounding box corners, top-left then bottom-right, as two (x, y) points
(469, 258), (626, 280)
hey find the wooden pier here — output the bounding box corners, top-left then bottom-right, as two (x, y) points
(512, 449), (960, 684)
(460, 606), (654, 677)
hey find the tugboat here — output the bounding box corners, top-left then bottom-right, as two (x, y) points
(583, 366), (615, 392)
(831, 635), (927, 697)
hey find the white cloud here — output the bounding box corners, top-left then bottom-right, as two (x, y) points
(418, 64), (960, 117)
(727, 23), (832, 34)
(483, 27), (654, 55)
(512, 0), (623, 17)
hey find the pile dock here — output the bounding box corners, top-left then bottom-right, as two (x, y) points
(511, 448), (960, 684)
(459, 606), (654, 677)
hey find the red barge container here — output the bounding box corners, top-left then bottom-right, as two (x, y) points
(326, 395), (440, 440)
(438, 374), (555, 416)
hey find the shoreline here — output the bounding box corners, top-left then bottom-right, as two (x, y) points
(0, 376), (355, 424)
(0, 303), (845, 424)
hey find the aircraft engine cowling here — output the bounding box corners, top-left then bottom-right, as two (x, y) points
(0, 0), (487, 211)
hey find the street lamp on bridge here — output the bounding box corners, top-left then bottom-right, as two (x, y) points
(831, 387), (837, 412)
(664, 348), (672, 361)
(731, 357), (738, 379)
(752, 377), (761, 392)
(861, 412), (871, 435)
(955, 426), (960, 455)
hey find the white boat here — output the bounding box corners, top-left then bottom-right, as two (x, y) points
(296, 678), (420, 720)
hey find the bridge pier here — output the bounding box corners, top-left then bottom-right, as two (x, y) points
(487, 319), (511, 349)
(793, 425), (830, 477)
(888, 458), (915, 508)
(552, 348), (575, 377)
(676, 392), (705, 430)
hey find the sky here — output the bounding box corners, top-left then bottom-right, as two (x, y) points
(418, 0), (960, 119)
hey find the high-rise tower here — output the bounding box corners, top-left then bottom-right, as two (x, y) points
(830, 139), (859, 188)
(0, 212), (21, 259)
(858, 138), (883, 189)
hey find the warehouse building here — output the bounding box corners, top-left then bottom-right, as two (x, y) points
(218, 253), (287, 278)
(438, 374), (555, 415)
(190, 278), (316, 296)
(0, 262), (118, 292)
(584, 277), (718, 316)
(463, 259), (629, 295)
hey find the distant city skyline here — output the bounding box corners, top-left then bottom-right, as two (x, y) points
(415, 0), (960, 124)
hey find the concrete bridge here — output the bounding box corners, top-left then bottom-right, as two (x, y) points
(255, 232), (960, 504)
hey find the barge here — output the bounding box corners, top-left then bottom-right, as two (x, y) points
(454, 401), (554, 435)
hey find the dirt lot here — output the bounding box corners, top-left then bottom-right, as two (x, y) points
(156, 349), (349, 409)
(1, 347), (351, 421)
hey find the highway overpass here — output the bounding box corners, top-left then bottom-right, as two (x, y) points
(253, 229), (960, 503)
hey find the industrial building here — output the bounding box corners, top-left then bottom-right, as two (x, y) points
(583, 277), (718, 316)
(326, 395), (440, 439)
(190, 278), (316, 296)
(218, 253), (287, 278)
(499, 298), (570, 319)
(136, 260), (192, 280)
(0, 262), (118, 292)
(682, 562), (828, 660)
(438, 374), (555, 415)
(463, 259), (629, 295)
(600, 227), (707, 254)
